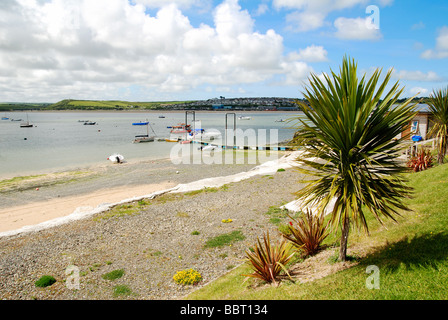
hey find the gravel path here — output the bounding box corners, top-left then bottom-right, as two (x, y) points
(0, 153), (306, 300)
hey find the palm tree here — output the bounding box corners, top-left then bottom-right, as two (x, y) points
(293, 56), (417, 261)
(427, 87), (448, 164)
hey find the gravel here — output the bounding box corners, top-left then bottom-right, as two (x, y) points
(0, 154), (306, 300)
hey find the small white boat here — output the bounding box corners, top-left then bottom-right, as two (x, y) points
(133, 120), (156, 143)
(238, 116), (251, 120)
(108, 154), (124, 163)
(188, 128), (221, 141)
(20, 121), (33, 128)
(133, 135), (155, 143)
(20, 114), (33, 127)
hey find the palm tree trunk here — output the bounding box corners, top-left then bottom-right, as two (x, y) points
(438, 136), (447, 164)
(339, 215), (350, 262)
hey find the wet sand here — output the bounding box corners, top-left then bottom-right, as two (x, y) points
(0, 182), (176, 233)
(0, 153), (278, 236)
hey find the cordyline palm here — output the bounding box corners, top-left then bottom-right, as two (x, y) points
(427, 86), (448, 164)
(293, 56), (417, 262)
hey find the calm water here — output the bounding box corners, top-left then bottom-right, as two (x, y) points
(0, 111), (299, 179)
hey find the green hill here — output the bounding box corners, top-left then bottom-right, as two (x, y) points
(46, 99), (188, 110)
(0, 103), (50, 111)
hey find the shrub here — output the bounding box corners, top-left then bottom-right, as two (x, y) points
(407, 148), (434, 172)
(35, 275), (56, 288)
(113, 285), (132, 297)
(173, 269), (203, 285)
(204, 230), (245, 248)
(281, 210), (329, 257)
(243, 232), (295, 285)
(102, 269), (125, 281)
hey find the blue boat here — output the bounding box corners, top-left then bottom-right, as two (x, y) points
(132, 121), (149, 126)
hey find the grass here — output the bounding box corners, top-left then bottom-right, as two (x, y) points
(187, 162), (448, 300)
(94, 204), (140, 221)
(0, 170), (92, 192)
(92, 185), (230, 222)
(204, 231), (246, 248)
(113, 285), (133, 297)
(102, 269), (125, 281)
(34, 275), (56, 288)
(184, 185), (229, 196)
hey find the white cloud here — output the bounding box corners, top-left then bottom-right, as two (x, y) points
(273, 0), (388, 39)
(131, 0), (209, 9)
(273, 0), (369, 32)
(280, 61), (315, 86)
(421, 26), (448, 59)
(411, 22), (425, 30)
(392, 70), (443, 82)
(285, 10), (326, 32)
(334, 17), (382, 40)
(287, 45), (328, 62)
(0, 0), (314, 101)
(410, 87), (429, 97)
(254, 3), (269, 16)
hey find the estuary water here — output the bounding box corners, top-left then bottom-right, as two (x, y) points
(0, 111), (299, 179)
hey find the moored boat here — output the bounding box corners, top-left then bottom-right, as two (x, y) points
(132, 121), (149, 125)
(133, 135), (155, 143)
(20, 121), (33, 128)
(169, 123), (192, 134)
(132, 119), (156, 143)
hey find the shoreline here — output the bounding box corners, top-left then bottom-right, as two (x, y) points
(11, 109), (301, 114)
(0, 182), (176, 235)
(0, 151), (300, 238)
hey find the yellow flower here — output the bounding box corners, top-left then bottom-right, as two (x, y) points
(173, 269), (202, 285)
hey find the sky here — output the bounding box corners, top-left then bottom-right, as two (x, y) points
(0, 0), (447, 103)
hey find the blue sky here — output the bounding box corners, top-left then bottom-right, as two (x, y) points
(0, 0), (447, 102)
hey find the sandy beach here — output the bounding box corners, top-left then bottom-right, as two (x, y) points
(0, 155), (266, 235)
(0, 182), (176, 234)
(0, 151), (308, 300)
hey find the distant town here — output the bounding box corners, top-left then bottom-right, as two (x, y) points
(162, 97), (302, 111)
(0, 96), (427, 112)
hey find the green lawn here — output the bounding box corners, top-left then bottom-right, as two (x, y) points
(187, 162), (448, 300)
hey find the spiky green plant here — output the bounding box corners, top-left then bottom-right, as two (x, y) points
(427, 86), (448, 164)
(243, 232), (295, 285)
(281, 210), (329, 257)
(293, 56), (417, 261)
(407, 148), (434, 172)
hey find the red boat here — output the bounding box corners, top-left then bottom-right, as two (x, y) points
(169, 123), (192, 134)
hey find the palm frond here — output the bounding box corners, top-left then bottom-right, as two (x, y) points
(293, 56), (417, 236)
(427, 87), (448, 163)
